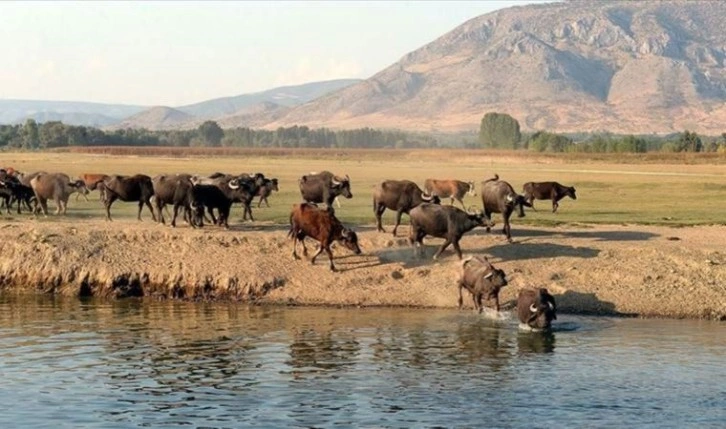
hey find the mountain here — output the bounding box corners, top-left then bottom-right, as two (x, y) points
(177, 79), (361, 118)
(1, 79), (360, 130)
(0, 99), (145, 127)
(111, 106), (196, 130)
(261, 0), (726, 134)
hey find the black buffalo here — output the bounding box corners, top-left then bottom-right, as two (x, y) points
(408, 203), (489, 260)
(522, 181), (577, 213)
(517, 288), (557, 331)
(299, 171), (352, 207)
(373, 179), (440, 236)
(481, 174), (532, 242)
(100, 174), (156, 221)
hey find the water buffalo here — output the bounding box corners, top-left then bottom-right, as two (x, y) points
(517, 288), (557, 331)
(299, 171), (352, 207)
(408, 203), (489, 260)
(373, 179), (440, 236)
(79, 173), (110, 202)
(458, 256), (508, 312)
(288, 203), (361, 272)
(256, 178), (279, 208)
(100, 174), (156, 221)
(0, 178), (35, 214)
(424, 178), (477, 209)
(29, 173), (89, 215)
(152, 174), (195, 227)
(481, 174), (532, 242)
(522, 181), (577, 213)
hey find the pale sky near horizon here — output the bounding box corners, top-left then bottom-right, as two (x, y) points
(1, 1), (547, 107)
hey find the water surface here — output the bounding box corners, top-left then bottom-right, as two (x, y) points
(0, 294), (724, 428)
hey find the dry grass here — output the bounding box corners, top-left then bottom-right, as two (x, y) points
(2, 149), (725, 227)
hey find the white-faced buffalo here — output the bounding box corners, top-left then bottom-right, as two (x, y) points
(373, 179), (440, 236)
(423, 179), (477, 209)
(29, 173), (89, 216)
(522, 181), (577, 213)
(288, 203), (362, 272)
(517, 288), (557, 330)
(408, 203), (489, 260)
(256, 178), (279, 208)
(458, 256), (508, 312)
(298, 171), (352, 208)
(152, 174), (195, 227)
(481, 174), (532, 242)
(100, 174), (156, 221)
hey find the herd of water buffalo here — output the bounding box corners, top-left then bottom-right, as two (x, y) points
(0, 167), (576, 329)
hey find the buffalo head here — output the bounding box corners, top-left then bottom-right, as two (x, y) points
(522, 288), (557, 330)
(338, 227), (362, 255)
(331, 174), (352, 199)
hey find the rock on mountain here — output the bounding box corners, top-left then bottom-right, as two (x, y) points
(263, 0), (726, 134)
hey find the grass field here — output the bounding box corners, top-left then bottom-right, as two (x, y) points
(2, 148), (725, 227)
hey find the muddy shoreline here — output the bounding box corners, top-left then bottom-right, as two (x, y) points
(1, 219), (724, 320)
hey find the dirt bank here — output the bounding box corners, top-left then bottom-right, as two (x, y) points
(0, 218), (724, 320)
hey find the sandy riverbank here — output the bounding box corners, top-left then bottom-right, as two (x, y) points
(0, 218), (724, 320)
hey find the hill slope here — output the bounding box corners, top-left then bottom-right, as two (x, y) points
(263, 0), (726, 134)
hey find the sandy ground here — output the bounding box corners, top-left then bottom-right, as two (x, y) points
(0, 217), (724, 320)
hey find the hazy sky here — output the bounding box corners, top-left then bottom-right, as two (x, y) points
(1, 1), (546, 106)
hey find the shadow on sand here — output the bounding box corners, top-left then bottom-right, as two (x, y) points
(479, 242), (600, 262)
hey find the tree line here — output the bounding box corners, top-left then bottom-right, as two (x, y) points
(0, 119), (438, 150)
(1, 116), (725, 153)
(478, 112), (726, 153)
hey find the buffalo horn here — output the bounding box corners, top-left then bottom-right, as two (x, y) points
(529, 304), (538, 313)
(345, 174), (350, 181)
(506, 194), (514, 203)
(548, 301), (554, 310)
(228, 179), (240, 190)
(484, 271), (494, 279)
(332, 178), (341, 186)
(421, 192), (433, 201)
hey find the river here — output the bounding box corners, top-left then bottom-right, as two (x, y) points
(0, 294), (724, 428)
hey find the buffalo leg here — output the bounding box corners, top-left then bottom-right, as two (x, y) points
(145, 199), (156, 222)
(503, 215), (512, 242)
(326, 246), (337, 272)
(257, 196), (263, 208)
(475, 293), (483, 313)
(291, 229), (300, 260)
(484, 209), (492, 233)
(245, 203), (254, 222)
(155, 200), (166, 224)
(103, 195), (117, 221)
(375, 204), (386, 233)
(457, 281), (464, 309)
(310, 244), (325, 266)
(170, 204), (182, 227)
(529, 198), (537, 212)
(552, 198), (559, 213)
(392, 209), (404, 237)
(433, 239), (452, 260)
(452, 238), (463, 260)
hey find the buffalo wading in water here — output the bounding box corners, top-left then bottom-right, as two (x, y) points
(288, 203), (361, 272)
(517, 288), (557, 331)
(408, 203), (490, 260)
(522, 181), (577, 213)
(457, 256), (508, 312)
(373, 179), (440, 237)
(480, 174), (532, 242)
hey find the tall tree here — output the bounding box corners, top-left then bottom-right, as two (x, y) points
(197, 120), (224, 147)
(21, 119), (40, 150)
(479, 112), (521, 149)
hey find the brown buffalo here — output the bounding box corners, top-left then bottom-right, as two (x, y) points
(100, 174), (156, 221)
(30, 173), (89, 215)
(423, 178), (477, 208)
(288, 203), (361, 272)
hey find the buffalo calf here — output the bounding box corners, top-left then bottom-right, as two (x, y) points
(288, 203), (361, 272)
(458, 256), (508, 312)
